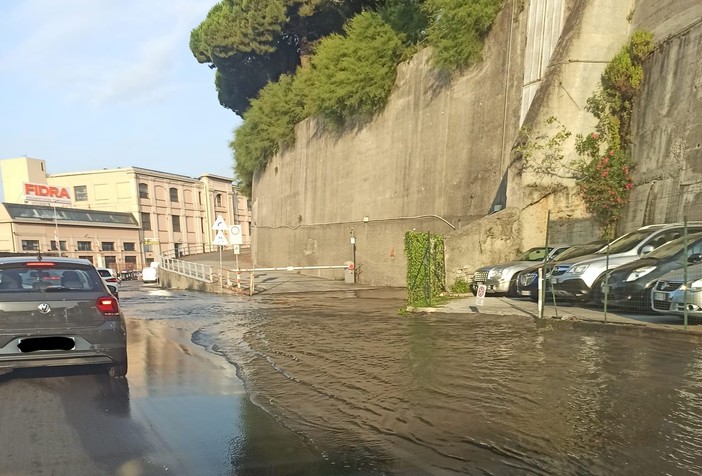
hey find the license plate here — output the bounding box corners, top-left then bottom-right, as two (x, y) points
(653, 291), (667, 302)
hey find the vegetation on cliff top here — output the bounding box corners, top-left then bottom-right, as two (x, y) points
(191, 0), (504, 195)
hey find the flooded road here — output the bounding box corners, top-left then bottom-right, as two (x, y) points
(189, 287), (702, 475)
(2, 282), (702, 475)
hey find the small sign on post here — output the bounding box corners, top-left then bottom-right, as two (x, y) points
(233, 244), (240, 255)
(229, 225), (243, 245)
(212, 215), (228, 231)
(475, 284), (487, 306)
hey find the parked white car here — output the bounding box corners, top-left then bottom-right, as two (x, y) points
(97, 267), (120, 298)
(471, 245), (571, 296)
(651, 262), (702, 322)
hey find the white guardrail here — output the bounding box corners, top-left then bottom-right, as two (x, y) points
(159, 256), (214, 283)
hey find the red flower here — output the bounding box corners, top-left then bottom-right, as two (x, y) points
(609, 150), (615, 156)
(591, 133), (599, 139)
(602, 170), (609, 177)
(625, 182), (633, 190)
(617, 197), (623, 204)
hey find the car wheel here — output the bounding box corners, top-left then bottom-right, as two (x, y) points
(108, 360), (128, 379)
(506, 276), (518, 297)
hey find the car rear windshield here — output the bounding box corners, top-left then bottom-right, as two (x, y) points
(0, 263), (104, 293)
(97, 269), (112, 278)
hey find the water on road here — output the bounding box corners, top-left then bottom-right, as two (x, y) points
(124, 284), (702, 475)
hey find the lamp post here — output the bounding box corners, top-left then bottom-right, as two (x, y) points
(52, 203), (60, 254)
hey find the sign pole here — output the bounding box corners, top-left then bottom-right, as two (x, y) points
(219, 245), (223, 294)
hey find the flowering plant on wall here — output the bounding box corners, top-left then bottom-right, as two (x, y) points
(574, 132), (634, 239)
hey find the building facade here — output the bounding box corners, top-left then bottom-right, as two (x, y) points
(0, 157), (251, 271)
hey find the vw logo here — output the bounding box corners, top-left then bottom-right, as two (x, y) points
(37, 303), (51, 314)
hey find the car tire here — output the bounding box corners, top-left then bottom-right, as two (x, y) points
(506, 276), (518, 297)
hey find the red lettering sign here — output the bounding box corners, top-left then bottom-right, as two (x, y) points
(23, 182), (72, 204)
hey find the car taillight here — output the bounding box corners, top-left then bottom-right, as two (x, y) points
(96, 296), (120, 319)
(106, 277), (117, 283)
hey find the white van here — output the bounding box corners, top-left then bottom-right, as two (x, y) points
(141, 267), (158, 284)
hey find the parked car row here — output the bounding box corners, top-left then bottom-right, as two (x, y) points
(471, 222), (702, 323)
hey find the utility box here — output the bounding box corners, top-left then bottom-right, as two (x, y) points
(344, 262), (355, 283)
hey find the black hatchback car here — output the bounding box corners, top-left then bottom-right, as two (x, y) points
(0, 256), (128, 378)
(602, 232), (702, 311)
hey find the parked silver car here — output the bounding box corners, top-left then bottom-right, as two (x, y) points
(471, 245), (571, 296)
(547, 223), (702, 303)
(651, 262), (702, 322)
(0, 256), (128, 378)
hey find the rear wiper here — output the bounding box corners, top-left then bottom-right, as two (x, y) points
(42, 286), (71, 292)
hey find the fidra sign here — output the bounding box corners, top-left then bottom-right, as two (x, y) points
(23, 182), (72, 205)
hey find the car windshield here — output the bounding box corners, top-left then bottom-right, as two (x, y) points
(554, 242), (606, 262)
(0, 264), (103, 292)
(644, 233), (702, 259)
(517, 247), (552, 261)
(597, 229), (660, 254)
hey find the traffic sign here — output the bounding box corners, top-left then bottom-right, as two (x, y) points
(233, 244), (240, 255)
(475, 284), (487, 306)
(212, 215), (228, 231)
(212, 230), (229, 246)
(229, 225), (243, 245)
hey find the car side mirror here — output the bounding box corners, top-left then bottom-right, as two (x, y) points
(640, 245), (655, 256)
(689, 253), (702, 263)
(107, 284), (118, 295)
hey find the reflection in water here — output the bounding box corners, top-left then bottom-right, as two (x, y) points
(186, 289), (702, 475)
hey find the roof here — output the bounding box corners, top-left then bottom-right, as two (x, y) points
(2, 203), (139, 228)
(0, 256), (94, 266)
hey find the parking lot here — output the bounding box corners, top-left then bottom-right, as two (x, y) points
(432, 294), (702, 333)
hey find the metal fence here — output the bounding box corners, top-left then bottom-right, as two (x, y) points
(531, 213), (702, 330)
(159, 256), (214, 283)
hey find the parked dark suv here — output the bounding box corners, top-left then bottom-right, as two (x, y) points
(0, 256), (128, 378)
(602, 232), (702, 311)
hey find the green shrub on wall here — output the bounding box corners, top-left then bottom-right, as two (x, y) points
(405, 231), (446, 307)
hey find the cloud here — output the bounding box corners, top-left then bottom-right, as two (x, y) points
(0, 0), (216, 107)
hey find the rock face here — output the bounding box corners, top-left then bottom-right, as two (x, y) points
(251, 0), (702, 287)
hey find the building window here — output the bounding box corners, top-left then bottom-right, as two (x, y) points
(124, 242), (136, 252)
(198, 191), (203, 205)
(141, 213), (151, 231)
(102, 242), (115, 251)
(170, 187), (179, 202)
(143, 244), (153, 252)
(200, 217), (205, 233)
(215, 193), (223, 207)
(77, 241), (92, 251)
(104, 256), (117, 268)
(125, 256), (137, 269)
(74, 185), (88, 201)
(172, 215), (181, 232)
(139, 183), (149, 199)
(22, 240), (39, 251)
(79, 255), (93, 263)
(50, 240), (67, 251)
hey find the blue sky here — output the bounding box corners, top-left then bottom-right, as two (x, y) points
(0, 0), (241, 201)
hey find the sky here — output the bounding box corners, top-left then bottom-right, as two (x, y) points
(0, 0), (242, 201)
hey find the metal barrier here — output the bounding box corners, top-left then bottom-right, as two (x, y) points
(160, 243), (251, 259)
(160, 256), (214, 283)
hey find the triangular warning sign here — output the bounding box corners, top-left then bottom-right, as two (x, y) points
(212, 230), (229, 246)
(212, 215), (228, 231)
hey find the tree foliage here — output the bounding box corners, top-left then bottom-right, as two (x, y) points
(422, 0), (503, 71)
(306, 12), (406, 124)
(190, 0), (375, 115)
